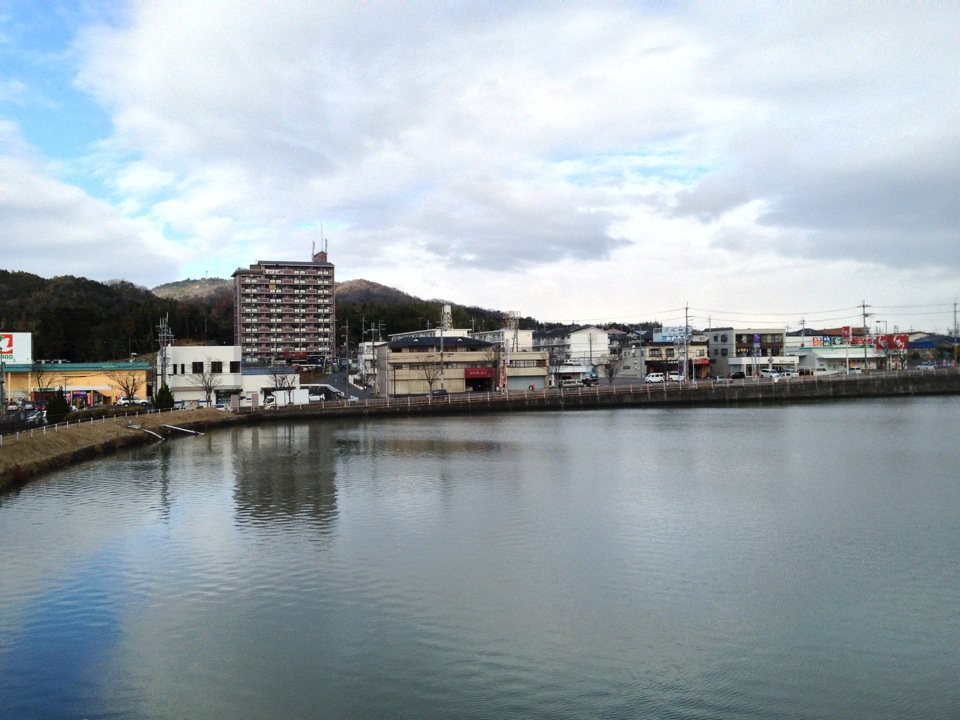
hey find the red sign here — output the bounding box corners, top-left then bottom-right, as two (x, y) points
(0, 334), (11, 355)
(464, 367), (493, 379)
(875, 334), (909, 350)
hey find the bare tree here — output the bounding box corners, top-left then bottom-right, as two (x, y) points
(107, 369), (142, 401)
(417, 353), (442, 393)
(31, 362), (55, 403)
(601, 356), (624, 385)
(270, 369), (295, 390)
(191, 359), (222, 405)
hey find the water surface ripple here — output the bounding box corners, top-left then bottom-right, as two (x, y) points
(1, 399), (959, 719)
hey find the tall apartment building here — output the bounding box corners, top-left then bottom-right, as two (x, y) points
(233, 250), (335, 365)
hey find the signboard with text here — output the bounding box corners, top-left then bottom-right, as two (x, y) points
(0, 332), (33, 364)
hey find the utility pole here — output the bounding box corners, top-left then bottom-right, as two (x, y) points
(157, 314), (174, 391)
(954, 299), (958, 367)
(861, 300), (872, 372)
(342, 319), (349, 374)
(684, 303), (690, 380)
(439, 304), (451, 391)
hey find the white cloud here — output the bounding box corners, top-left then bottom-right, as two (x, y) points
(0, 152), (182, 285)
(0, 1), (955, 330)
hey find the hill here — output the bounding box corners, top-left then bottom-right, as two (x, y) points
(1, 269), (544, 361)
(0, 270), (233, 361)
(152, 277), (233, 301)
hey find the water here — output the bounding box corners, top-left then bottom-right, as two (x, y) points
(1, 398), (959, 719)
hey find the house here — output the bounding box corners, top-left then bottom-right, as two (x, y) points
(534, 326), (610, 384)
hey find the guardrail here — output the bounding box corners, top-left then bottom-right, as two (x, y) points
(3, 368), (956, 445)
(238, 367), (960, 416)
(0, 406), (207, 446)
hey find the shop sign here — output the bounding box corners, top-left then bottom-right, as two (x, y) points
(0, 332), (33, 364)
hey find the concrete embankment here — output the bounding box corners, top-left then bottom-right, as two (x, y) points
(3, 371), (958, 490)
(0, 408), (241, 491)
(262, 370), (960, 419)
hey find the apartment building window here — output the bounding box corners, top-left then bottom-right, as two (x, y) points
(230, 362), (241, 373)
(211, 361), (223, 374)
(192, 361), (203, 373)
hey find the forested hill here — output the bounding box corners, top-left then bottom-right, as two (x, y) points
(0, 271), (544, 362)
(0, 270), (234, 361)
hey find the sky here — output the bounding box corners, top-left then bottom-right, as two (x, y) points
(1, 1), (959, 333)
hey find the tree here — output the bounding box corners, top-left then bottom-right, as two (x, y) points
(270, 370), (295, 390)
(154, 384), (175, 410)
(191, 359), (222, 405)
(107, 370), (141, 401)
(417, 353), (442, 393)
(31, 362), (56, 402)
(46, 387), (70, 424)
(601, 356), (624, 385)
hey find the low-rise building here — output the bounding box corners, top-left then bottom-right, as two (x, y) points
(2, 360), (153, 407)
(374, 333), (549, 396)
(706, 328), (799, 377)
(158, 345), (243, 405)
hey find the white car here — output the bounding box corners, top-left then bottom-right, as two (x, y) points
(116, 397), (149, 407)
(667, 372), (684, 382)
(644, 372), (665, 383)
(759, 369), (780, 378)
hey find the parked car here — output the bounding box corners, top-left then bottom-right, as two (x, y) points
(644, 372), (665, 383)
(559, 379), (581, 388)
(667, 372), (684, 382)
(581, 377), (599, 387)
(430, 388), (449, 397)
(728, 371), (746, 379)
(116, 397), (149, 407)
(26, 410), (46, 425)
(917, 362), (937, 371)
(760, 369), (780, 378)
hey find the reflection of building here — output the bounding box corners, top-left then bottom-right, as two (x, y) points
(232, 249), (335, 365)
(707, 328), (799, 377)
(232, 424), (339, 534)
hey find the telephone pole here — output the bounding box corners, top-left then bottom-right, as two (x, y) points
(861, 300), (872, 371)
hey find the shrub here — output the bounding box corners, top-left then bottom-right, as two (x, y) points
(154, 384), (175, 410)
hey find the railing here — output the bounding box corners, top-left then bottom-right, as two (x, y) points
(0, 406), (209, 446)
(247, 367), (960, 416)
(3, 367), (956, 445)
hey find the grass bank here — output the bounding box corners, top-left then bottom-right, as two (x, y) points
(0, 408), (242, 491)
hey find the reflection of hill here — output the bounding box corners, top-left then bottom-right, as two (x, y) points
(232, 423), (340, 534)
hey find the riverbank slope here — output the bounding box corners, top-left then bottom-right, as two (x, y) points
(0, 408), (240, 491)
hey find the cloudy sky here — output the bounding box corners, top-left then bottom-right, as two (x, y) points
(2, 1), (958, 332)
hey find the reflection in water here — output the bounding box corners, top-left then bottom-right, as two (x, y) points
(231, 423), (340, 534)
(1, 400), (959, 720)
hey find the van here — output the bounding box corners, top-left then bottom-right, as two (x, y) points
(644, 372), (665, 383)
(559, 379), (580, 388)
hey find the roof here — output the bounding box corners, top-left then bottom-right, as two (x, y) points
(1, 361), (152, 372)
(389, 336), (493, 351)
(241, 366), (298, 376)
(793, 347), (885, 359)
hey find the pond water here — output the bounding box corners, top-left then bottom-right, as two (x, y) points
(1, 398), (959, 719)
